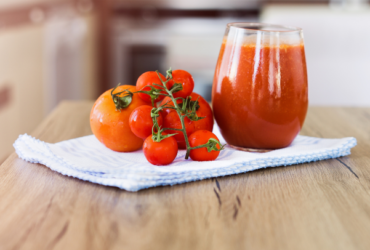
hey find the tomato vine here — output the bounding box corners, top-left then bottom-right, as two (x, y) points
(113, 68), (225, 160)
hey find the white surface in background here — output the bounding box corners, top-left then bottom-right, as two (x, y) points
(261, 5), (370, 106)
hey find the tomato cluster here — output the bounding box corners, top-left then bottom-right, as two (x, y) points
(90, 69), (224, 166)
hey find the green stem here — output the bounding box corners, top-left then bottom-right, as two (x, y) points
(180, 114), (192, 159)
(155, 71), (192, 159)
(169, 93), (191, 159)
(188, 145), (206, 150)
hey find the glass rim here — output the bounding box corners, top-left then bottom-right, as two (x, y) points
(227, 22), (302, 33)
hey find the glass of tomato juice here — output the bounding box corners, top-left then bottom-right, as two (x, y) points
(212, 23), (308, 151)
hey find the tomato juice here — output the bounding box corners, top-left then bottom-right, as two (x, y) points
(212, 39), (308, 149)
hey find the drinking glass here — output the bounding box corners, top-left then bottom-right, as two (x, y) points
(212, 23), (308, 151)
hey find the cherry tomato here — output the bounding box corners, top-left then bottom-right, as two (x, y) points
(90, 85), (147, 152)
(189, 92), (214, 132)
(143, 135), (178, 165)
(158, 96), (182, 117)
(159, 92), (214, 131)
(189, 130), (221, 161)
(129, 105), (163, 139)
(136, 71), (167, 104)
(163, 110), (194, 147)
(166, 69), (194, 99)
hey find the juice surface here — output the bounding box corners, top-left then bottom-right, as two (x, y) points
(212, 41), (308, 149)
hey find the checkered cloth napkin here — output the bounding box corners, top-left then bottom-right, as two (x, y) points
(13, 125), (356, 191)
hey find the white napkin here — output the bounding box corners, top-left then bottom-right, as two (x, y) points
(13, 125), (357, 191)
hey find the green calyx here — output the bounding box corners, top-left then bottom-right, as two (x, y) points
(111, 84), (133, 110)
(151, 129), (177, 143)
(137, 85), (165, 107)
(190, 138), (225, 152)
(179, 97), (203, 122)
(180, 97), (200, 112)
(169, 83), (183, 93)
(150, 107), (161, 119)
(205, 138), (225, 152)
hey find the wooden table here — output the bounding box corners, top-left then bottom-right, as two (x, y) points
(1, 101), (370, 250)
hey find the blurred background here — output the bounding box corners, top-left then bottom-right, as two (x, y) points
(0, 0), (369, 162)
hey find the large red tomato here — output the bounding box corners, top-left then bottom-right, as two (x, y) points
(90, 85), (147, 152)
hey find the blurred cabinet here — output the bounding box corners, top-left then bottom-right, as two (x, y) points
(0, 0), (61, 9)
(112, 15), (259, 101)
(0, 2), (98, 162)
(0, 24), (44, 161)
(44, 13), (98, 114)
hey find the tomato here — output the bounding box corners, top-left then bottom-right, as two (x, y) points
(189, 92), (214, 132)
(159, 92), (214, 132)
(189, 130), (221, 161)
(166, 69), (194, 99)
(143, 135), (178, 165)
(136, 71), (167, 104)
(129, 105), (163, 139)
(90, 85), (147, 152)
(158, 96), (181, 117)
(163, 110), (194, 147)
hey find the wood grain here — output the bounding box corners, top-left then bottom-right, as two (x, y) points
(1, 101), (370, 250)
